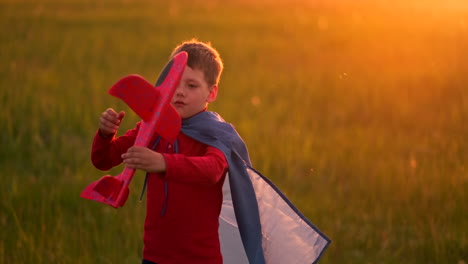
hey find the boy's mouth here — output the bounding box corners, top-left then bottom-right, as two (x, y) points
(173, 101), (186, 107)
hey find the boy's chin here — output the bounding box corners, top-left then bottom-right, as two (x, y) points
(175, 110), (190, 119)
(172, 106), (185, 117)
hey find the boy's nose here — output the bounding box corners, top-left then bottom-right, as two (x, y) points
(175, 85), (185, 96)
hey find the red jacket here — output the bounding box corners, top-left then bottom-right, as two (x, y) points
(91, 122), (228, 264)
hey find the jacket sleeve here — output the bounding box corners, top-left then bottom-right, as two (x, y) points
(90, 123), (140, 171)
(161, 147), (228, 186)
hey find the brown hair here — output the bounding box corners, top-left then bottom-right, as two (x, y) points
(170, 39), (224, 87)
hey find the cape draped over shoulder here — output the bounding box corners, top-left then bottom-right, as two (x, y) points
(181, 111), (330, 264)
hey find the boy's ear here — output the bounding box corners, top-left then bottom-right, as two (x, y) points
(206, 84), (218, 103)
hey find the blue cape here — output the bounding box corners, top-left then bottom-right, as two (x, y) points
(181, 111), (330, 264)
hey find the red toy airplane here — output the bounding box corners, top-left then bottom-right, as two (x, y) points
(81, 51), (188, 208)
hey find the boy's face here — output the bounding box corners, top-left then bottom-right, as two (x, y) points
(171, 66), (217, 119)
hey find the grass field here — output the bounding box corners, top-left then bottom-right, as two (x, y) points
(1, 0), (467, 263)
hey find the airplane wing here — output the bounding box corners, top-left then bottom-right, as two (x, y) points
(108, 74), (159, 122)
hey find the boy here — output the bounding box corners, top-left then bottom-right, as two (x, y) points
(91, 39), (330, 264)
(91, 39), (228, 264)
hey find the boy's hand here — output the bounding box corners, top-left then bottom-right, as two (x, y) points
(99, 108), (125, 139)
(121, 146), (167, 173)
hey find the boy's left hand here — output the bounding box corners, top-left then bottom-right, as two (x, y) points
(121, 146), (167, 173)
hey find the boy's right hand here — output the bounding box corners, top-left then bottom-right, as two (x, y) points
(99, 108), (125, 139)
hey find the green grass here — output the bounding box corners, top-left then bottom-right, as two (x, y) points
(1, 0), (467, 263)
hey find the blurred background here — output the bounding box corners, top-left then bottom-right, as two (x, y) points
(1, 0), (467, 263)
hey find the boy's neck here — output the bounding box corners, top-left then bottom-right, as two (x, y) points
(182, 107), (208, 120)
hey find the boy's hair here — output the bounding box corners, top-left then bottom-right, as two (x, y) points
(170, 39), (224, 87)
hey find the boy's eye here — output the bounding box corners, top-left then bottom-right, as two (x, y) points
(188, 84), (198, 88)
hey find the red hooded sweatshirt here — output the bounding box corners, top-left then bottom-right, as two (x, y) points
(91, 122), (228, 264)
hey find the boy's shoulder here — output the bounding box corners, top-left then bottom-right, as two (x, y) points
(182, 112), (236, 137)
(182, 111), (251, 165)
